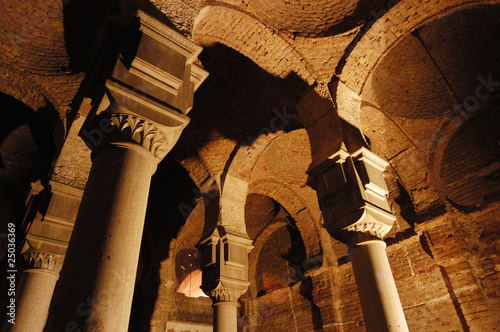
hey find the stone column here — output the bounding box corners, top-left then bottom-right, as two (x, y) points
(2, 252), (63, 332)
(45, 112), (179, 331)
(309, 146), (409, 332)
(209, 289), (240, 331)
(45, 9), (207, 331)
(197, 226), (253, 332)
(2, 180), (81, 332)
(348, 239), (407, 331)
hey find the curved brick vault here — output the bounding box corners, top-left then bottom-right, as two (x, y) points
(246, 0), (388, 37)
(0, 0), (84, 120)
(1, 0), (500, 331)
(200, 129), (323, 254)
(338, 0), (500, 95)
(339, 1), (500, 217)
(193, 5), (317, 86)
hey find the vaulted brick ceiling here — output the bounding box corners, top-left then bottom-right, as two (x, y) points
(370, 5), (500, 119)
(247, 0), (387, 36)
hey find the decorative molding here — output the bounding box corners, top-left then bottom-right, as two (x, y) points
(109, 113), (170, 162)
(351, 146), (389, 170)
(345, 221), (391, 238)
(23, 251), (64, 273)
(137, 10), (203, 63)
(24, 180), (83, 256)
(129, 57), (183, 96)
(329, 145), (350, 164)
(190, 63), (209, 91)
(309, 146), (396, 245)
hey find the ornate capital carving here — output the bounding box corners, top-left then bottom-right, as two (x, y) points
(337, 221), (393, 246)
(309, 146), (396, 245)
(197, 226), (252, 302)
(84, 112), (171, 163)
(333, 200), (395, 245)
(108, 113), (170, 163)
(23, 251), (64, 274)
(207, 286), (245, 303)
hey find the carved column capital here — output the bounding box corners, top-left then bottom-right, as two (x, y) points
(309, 146), (396, 245)
(197, 226), (253, 303)
(106, 112), (171, 163)
(336, 211), (394, 246)
(23, 251), (64, 274)
(207, 286), (245, 304)
(84, 112), (172, 164)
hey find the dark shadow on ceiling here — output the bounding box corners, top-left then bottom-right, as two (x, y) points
(171, 44), (307, 162)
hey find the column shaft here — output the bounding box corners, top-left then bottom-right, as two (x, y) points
(213, 301), (238, 332)
(348, 240), (408, 332)
(3, 269), (58, 332)
(46, 143), (155, 331)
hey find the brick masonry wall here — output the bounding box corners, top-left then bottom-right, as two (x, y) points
(387, 201), (500, 331)
(241, 201), (499, 331)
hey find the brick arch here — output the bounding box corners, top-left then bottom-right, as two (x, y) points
(0, 69), (48, 112)
(440, 108), (500, 208)
(247, 220), (288, 298)
(172, 198), (207, 283)
(339, 0), (500, 95)
(193, 5), (317, 85)
(217, 129), (284, 236)
(336, 0), (500, 130)
(247, 0), (387, 37)
(360, 103), (445, 213)
(0, 71), (73, 153)
(247, 178), (322, 260)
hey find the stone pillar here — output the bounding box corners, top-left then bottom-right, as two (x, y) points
(45, 112), (179, 331)
(210, 290), (240, 331)
(2, 252), (63, 332)
(2, 180), (81, 332)
(309, 146), (409, 332)
(45, 9), (207, 331)
(197, 226), (253, 332)
(348, 240), (407, 331)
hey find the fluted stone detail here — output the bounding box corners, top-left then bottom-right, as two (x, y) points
(23, 251), (64, 274)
